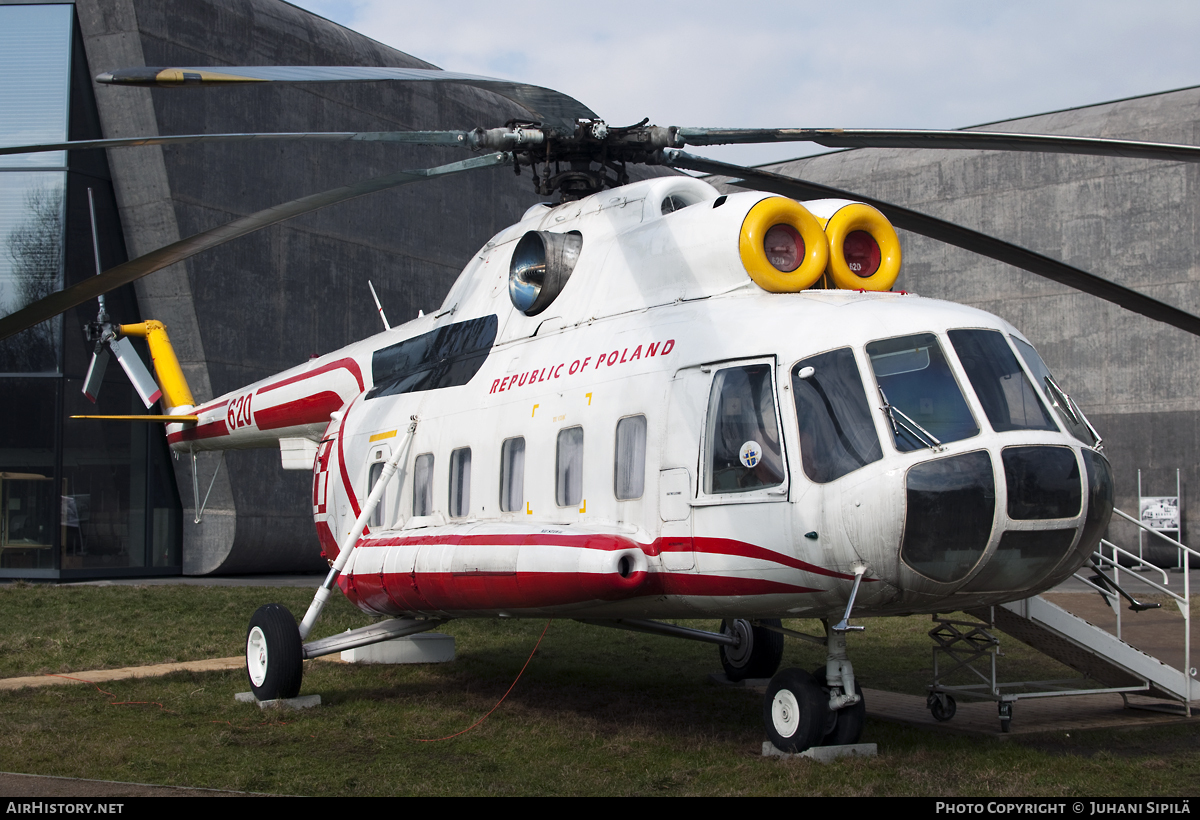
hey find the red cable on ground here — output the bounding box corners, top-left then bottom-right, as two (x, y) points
(48, 674), (174, 713)
(416, 619), (552, 743)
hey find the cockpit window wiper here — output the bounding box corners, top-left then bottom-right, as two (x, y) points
(878, 386), (943, 451)
(1044, 375), (1103, 450)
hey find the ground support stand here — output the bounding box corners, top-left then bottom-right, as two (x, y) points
(926, 610), (1144, 732)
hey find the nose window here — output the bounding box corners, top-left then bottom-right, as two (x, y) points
(962, 529), (1077, 593)
(901, 451), (995, 583)
(1002, 446), (1082, 520)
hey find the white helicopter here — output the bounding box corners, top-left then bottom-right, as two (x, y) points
(4, 65), (1200, 754)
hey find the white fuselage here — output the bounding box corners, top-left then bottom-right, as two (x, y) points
(168, 176), (1112, 623)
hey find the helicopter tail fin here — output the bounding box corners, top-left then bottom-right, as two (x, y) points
(81, 319), (196, 418)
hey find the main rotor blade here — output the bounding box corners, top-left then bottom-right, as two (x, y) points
(0, 130), (472, 157)
(98, 66), (596, 130)
(665, 150), (1200, 337)
(0, 152), (511, 342)
(676, 128), (1200, 163)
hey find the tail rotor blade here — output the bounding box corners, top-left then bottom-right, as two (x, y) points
(110, 337), (162, 408)
(82, 345), (111, 404)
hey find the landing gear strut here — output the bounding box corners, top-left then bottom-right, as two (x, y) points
(762, 618), (866, 753)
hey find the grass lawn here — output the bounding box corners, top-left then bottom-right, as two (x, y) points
(0, 582), (1196, 796)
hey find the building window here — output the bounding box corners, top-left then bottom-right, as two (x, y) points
(413, 453), (434, 516)
(500, 437), (525, 512)
(556, 426), (584, 507)
(449, 447), (471, 518)
(614, 415), (646, 500)
(0, 3), (72, 374)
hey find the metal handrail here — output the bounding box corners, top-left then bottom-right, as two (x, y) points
(1113, 508), (1198, 555)
(1076, 506), (1195, 710)
(1097, 541), (1171, 589)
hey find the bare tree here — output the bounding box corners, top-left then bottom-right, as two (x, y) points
(0, 183), (62, 372)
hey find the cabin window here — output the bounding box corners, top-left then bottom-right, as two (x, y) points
(948, 329), (1055, 433)
(367, 460), (386, 528)
(556, 426), (584, 507)
(367, 314), (499, 399)
(704, 364), (785, 494)
(866, 333), (979, 451)
(413, 453), (434, 516)
(791, 348), (883, 483)
(500, 437), (525, 512)
(449, 448), (471, 518)
(615, 415), (647, 500)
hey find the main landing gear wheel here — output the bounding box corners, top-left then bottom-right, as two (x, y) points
(813, 668), (866, 746)
(719, 618), (784, 681)
(764, 668), (826, 753)
(246, 603), (303, 701)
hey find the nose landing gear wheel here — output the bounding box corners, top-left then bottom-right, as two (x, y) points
(764, 668), (826, 753)
(813, 668), (866, 746)
(246, 603), (303, 701)
(719, 618), (784, 681)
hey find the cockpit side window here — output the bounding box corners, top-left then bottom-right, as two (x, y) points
(867, 333), (979, 451)
(704, 364), (785, 494)
(1010, 337), (1098, 447)
(948, 329), (1056, 433)
(791, 348), (882, 483)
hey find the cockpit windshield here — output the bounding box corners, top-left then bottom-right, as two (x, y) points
(948, 329), (1056, 433)
(1010, 336), (1099, 447)
(866, 333), (978, 451)
(791, 348), (882, 483)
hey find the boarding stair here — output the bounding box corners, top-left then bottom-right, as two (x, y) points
(927, 508), (1199, 729)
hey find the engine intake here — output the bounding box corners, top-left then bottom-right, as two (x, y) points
(509, 230), (583, 316)
(738, 197), (829, 292)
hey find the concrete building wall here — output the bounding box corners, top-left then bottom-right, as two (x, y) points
(77, 0), (554, 573)
(755, 87), (1200, 560)
(70, 0), (1197, 571)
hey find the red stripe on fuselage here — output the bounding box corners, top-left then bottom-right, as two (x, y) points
(167, 418), (228, 444)
(685, 537), (865, 581)
(338, 531), (830, 615)
(360, 531), (640, 551)
(255, 391), (345, 431)
(315, 519), (340, 562)
(355, 531), (861, 580)
(259, 358), (364, 394)
(340, 569), (817, 614)
(336, 395), (363, 524)
(166, 359), (361, 446)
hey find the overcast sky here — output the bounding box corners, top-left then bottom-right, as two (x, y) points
(287, 0), (1200, 167)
